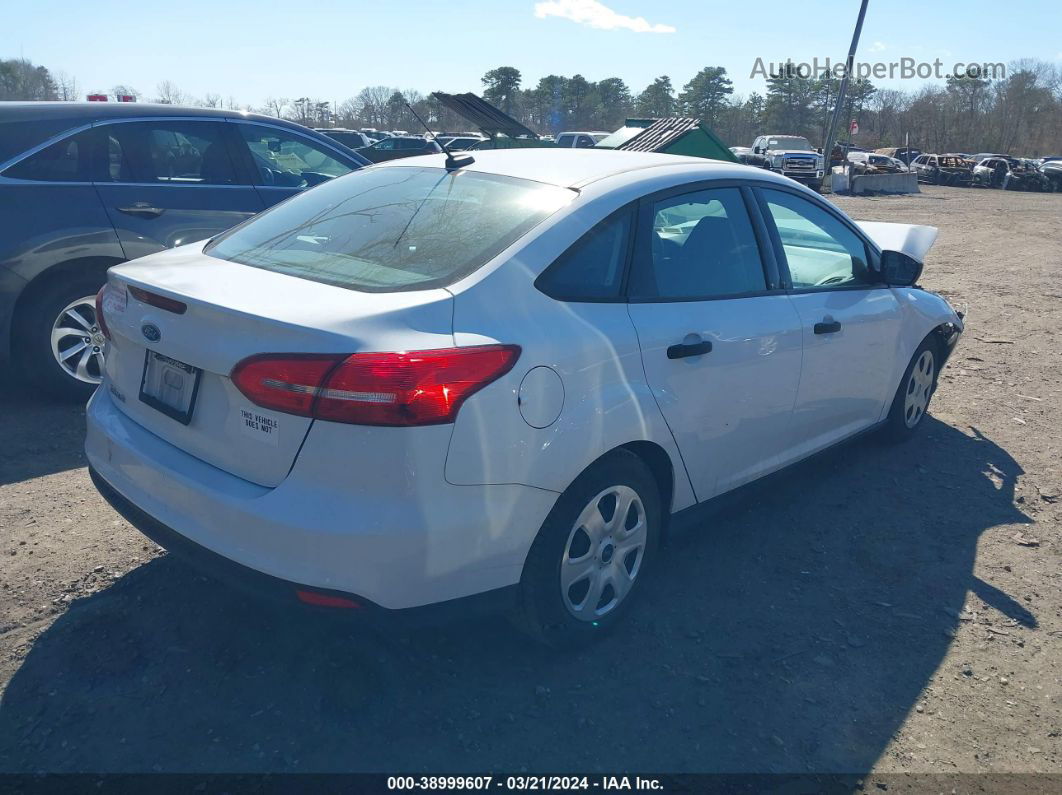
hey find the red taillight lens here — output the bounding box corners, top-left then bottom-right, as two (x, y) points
(94, 285), (111, 340)
(127, 285), (187, 315)
(230, 345), (520, 426)
(231, 354), (346, 415)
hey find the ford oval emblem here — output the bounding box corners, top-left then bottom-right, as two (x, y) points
(141, 323), (162, 343)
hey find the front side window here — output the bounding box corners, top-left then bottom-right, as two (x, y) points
(629, 187), (766, 300)
(236, 123), (352, 187)
(4, 129), (95, 182)
(760, 188), (871, 289)
(207, 166), (575, 292)
(536, 208), (632, 301)
(102, 121), (238, 185)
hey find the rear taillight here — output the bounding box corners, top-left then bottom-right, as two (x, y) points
(231, 346), (520, 427)
(94, 285), (111, 340)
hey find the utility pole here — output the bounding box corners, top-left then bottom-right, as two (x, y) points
(820, 0), (870, 189)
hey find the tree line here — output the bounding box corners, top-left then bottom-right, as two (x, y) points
(4, 56), (1061, 155)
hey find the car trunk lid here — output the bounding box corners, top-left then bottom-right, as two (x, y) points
(100, 243), (454, 487)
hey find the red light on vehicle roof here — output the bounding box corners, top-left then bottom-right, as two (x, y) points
(231, 345), (520, 427)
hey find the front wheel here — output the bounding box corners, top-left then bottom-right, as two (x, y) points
(883, 337), (940, 442)
(512, 450), (662, 648)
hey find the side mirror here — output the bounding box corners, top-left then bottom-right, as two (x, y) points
(880, 250), (923, 286)
(753, 146), (762, 155)
(816, 147), (824, 154)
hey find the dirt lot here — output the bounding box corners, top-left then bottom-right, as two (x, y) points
(0, 185), (1059, 775)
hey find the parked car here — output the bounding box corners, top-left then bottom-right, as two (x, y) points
(555, 131), (610, 148)
(357, 136), (443, 163)
(910, 154), (972, 186)
(874, 147), (921, 166)
(443, 136), (485, 151)
(314, 128), (373, 150)
(1040, 159), (1062, 191)
(0, 102), (368, 398)
(971, 156), (1048, 190)
(85, 149), (962, 646)
(747, 134), (825, 189)
(728, 146), (753, 164)
(847, 152), (908, 174)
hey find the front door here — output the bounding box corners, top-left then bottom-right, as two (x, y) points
(757, 187), (904, 459)
(92, 119), (263, 261)
(626, 185), (804, 500)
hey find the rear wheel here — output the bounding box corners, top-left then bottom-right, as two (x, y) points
(16, 272), (107, 401)
(883, 337), (939, 441)
(513, 450), (662, 648)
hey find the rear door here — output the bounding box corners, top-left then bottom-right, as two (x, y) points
(626, 184), (804, 500)
(231, 120), (360, 206)
(756, 186), (903, 457)
(92, 119), (264, 261)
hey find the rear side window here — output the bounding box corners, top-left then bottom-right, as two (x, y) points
(4, 129), (95, 182)
(536, 208), (632, 301)
(206, 166), (575, 292)
(102, 121), (238, 185)
(629, 187), (766, 300)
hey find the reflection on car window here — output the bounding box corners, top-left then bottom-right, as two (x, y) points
(629, 187), (766, 300)
(206, 166), (575, 293)
(761, 189), (869, 289)
(538, 208), (632, 301)
(102, 121), (237, 185)
(4, 130), (94, 182)
(236, 124), (352, 188)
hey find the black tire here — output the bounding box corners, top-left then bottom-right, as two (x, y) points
(883, 336), (941, 442)
(512, 449), (662, 648)
(15, 270), (108, 402)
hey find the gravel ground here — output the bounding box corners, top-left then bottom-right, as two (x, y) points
(0, 185), (1059, 775)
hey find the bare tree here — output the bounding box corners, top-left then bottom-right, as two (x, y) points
(53, 70), (79, 101)
(202, 93), (222, 108)
(155, 80), (189, 105)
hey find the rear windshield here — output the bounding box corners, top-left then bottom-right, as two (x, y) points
(206, 166), (574, 292)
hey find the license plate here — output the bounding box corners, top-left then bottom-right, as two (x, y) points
(139, 351), (202, 425)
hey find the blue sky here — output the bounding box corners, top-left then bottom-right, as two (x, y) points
(7, 0), (1059, 106)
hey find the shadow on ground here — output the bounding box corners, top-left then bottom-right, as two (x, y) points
(0, 418), (1031, 773)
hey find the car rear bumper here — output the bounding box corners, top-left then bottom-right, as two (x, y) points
(89, 465), (519, 623)
(85, 387), (557, 610)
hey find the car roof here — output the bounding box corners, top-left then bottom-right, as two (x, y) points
(376, 149), (796, 190)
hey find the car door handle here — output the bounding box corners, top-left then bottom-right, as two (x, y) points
(814, 320), (842, 334)
(116, 205), (165, 218)
(667, 340), (713, 359)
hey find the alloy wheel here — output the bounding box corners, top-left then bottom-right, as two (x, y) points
(560, 485), (647, 621)
(50, 295), (105, 385)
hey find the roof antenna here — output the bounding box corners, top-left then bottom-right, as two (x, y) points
(405, 101), (475, 171)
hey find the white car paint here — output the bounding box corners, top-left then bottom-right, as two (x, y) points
(86, 149), (963, 612)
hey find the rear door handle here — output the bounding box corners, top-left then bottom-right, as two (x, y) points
(116, 204), (165, 218)
(667, 340), (713, 359)
(814, 320), (842, 335)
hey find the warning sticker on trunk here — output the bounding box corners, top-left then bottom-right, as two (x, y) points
(238, 407), (280, 446)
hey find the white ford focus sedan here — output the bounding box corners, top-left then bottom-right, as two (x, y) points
(86, 150), (963, 645)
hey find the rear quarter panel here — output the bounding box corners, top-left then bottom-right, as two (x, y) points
(445, 190), (697, 513)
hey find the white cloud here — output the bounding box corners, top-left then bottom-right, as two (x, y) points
(533, 1), (676, 34)
(868, 41), (887, 53)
